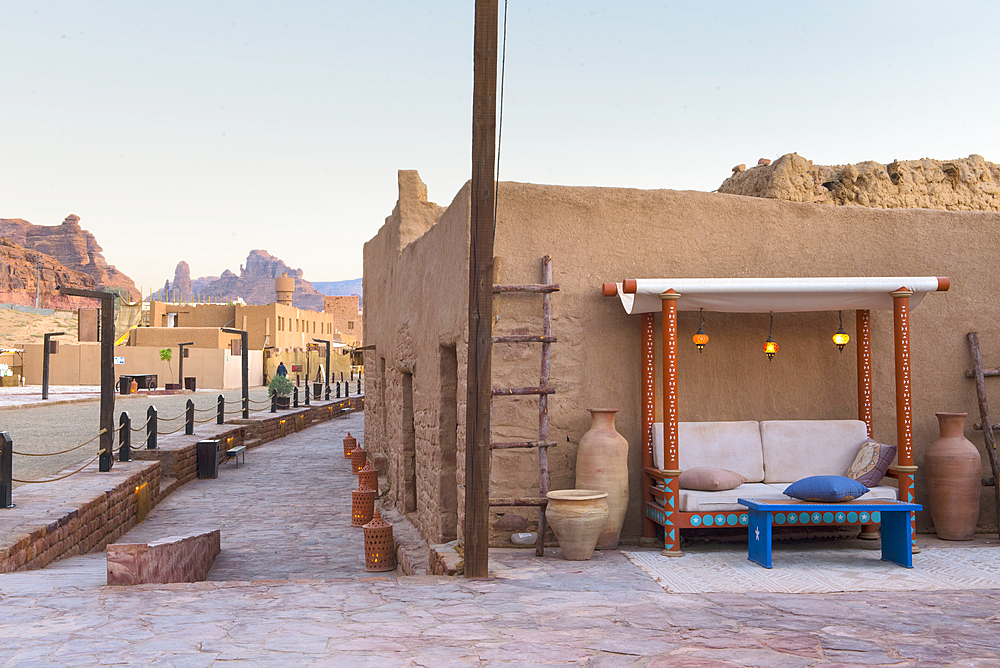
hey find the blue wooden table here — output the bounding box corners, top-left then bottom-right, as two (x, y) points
(738, 497), (922, 569)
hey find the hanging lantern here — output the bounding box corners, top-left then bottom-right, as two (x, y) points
(692, 308), (709, 352)
(832, 311), (850, 352)
(363, 509), (396, 572)
(763, 312), (778, 360)
(343, 431), (357, 459)
(351, 444), (367, 474)
(358, 462), (378, 492)
(351, 484), (377, 527)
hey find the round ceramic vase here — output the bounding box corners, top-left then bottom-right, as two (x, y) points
(545, 490), (610, 560)
(575, 408), (629, 549)
(925, 412), (982, 540)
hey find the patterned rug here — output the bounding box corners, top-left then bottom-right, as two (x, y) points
(623, 545), (1000, 593)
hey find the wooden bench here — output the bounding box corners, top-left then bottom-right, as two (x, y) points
(221, 445), (246, 468)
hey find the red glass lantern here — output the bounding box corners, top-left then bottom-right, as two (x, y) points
(343, 432), (357, 459)
(351, 445), (367, 474)
(763, 312), (778, 360)
(351, 484), (376, 527)
(358, 462), (378, 492)
(363, 510), (395, 572)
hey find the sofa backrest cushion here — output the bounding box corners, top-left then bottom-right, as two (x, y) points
(760, 420), (870, 483)
(653, 421), (764, 483)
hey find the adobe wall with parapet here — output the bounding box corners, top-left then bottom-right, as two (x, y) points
(364, 169), (1000, 546)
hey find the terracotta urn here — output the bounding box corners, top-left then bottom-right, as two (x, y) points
(925, 412), (982, 540)
(545, 490), (610, 560)
(575, 408), (629, 549)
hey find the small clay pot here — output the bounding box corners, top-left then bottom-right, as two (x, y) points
(545, 489), (610, 560)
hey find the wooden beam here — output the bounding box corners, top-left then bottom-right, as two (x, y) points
(464, 0), (499, 580)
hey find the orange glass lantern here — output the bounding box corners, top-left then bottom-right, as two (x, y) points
(343, 431), (357, 459)
(351, 445), (367, 473)
(763, 312), (778, 360)
(833, 311), (850, 352)
(351, 484), (377, 527)
(692, 308), (709, 352)
(363, 510), (396, 572)
(358, 462), (378, 492)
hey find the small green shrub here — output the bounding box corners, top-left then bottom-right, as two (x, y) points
(268, 374), (294, 396)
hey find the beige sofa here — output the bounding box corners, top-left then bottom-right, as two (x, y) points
(652, 420), (898, 513)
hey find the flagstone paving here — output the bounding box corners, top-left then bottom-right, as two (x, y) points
(1, 411), (999, 666)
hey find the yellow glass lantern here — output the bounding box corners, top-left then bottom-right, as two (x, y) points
(692, 308), (709, 352)
(763, 312), (778, 360)
(833, 311), (850, 352)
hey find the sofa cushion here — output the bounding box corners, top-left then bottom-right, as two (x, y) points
(783, 475), (869, 502)
(653, 421), (764, 482)
(769, 481), (899, 502)
(679, 467), (746, 491)
(673, 483), (780, 513)
(760, 420), (869, 483)
(846, 439), (897, 487)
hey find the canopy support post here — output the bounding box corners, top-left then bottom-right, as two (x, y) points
(659, 291), (682, 556)
(641, 312), (655, 539)
(891, 290), (919, 552)
(856, 310), (873, 437)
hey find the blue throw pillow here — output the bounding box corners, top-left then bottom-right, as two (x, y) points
(784, 475), (869, 502)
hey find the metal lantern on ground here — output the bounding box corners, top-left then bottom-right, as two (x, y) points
(763, 312), (778, 360)
(351, 484), (377, 527)
(692, 308), (709, 352)
(363, 510), (395, 572)
(833, 311), (850, 352)
(351, 445), (367, 473)
(343, 432), (356, 459)
(358, 462), (378, 492)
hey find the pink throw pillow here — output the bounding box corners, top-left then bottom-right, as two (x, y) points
(679, 467), (747, 491)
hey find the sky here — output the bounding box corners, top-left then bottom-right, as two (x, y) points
(2, 1), (998, 292)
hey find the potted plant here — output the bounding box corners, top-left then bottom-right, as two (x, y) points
(268, 374), (294, 410)
(160, 348), (181, 390)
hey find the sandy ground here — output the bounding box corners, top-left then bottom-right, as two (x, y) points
(0, 307), (79, 349)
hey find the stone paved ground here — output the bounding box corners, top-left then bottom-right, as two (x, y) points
(1, 412), (999, 666)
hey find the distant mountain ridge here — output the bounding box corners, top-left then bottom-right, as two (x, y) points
(312, 279), (362, 299)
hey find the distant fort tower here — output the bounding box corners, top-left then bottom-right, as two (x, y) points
(275, 272), (294, 306)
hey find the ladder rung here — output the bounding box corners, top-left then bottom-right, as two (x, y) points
(493, 284), (560, 294)
(492, 387), (555, 396)
(973, 423), (1000, 431)
(489, 497), (547, 507)
(967, 370), (1000, 378)
(490, 440), (557, 450)
(492, 335), (557, 344)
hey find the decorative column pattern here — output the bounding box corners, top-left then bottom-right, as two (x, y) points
(641, 312), (656, 538)
(659, 291), (682, 556)
(892, 290), (918, 549)
(856, 309), (873, 437)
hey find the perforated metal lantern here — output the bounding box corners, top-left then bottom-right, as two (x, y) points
(363, 509), (395, 572)
(351, 484), (377, 527)
(357, 462), (378, 492)
(351, 445), (367, 474)
(343, 431), (357, 459)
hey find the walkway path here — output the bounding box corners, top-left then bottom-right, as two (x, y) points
(0, 412), (999, 666)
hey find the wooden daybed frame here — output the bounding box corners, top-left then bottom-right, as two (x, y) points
(601, 276), (951, 556)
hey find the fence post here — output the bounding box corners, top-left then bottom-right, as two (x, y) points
(293, 386), (299, 408)
(147, 405), (158, 449)
(185, 399), (194, 435)
(325, 384), (330, 401)
(357, 379), (361, 395)
(119, 411), (131, 462)
(217, 394), (225, 425)
(304, 382), (310, 406)
(271, 389), (277, 413)
(336, 381), (341, 399)
(1, 432), (12, 509)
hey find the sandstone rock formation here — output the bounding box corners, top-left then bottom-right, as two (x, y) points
(0, 215), (138, 297)
(159, 250), (326, 310)
(0, 236), (98, 308)
(718, 153), (1000, 211)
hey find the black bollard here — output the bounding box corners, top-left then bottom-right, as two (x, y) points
(1, 431), (13, 508)
(119, 412), (131, 462)
(336, 381), (341, 398)
(147, 406), (158, 449)
(357, 379), (361, 395)
(185, 399), (194, 435)
(271, 389), (277, 413)
(293, 386), (299, 408)
(217, 394), (225, 425)
(304, 382), (310, 406)
(324, 384), (330, 401)
(351, 368), (354, 381)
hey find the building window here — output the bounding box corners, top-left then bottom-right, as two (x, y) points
(348, 321), (354, 330)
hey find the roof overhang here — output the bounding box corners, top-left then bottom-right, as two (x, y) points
(602, 277), (950, 315)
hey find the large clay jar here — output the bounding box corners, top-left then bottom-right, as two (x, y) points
(545, 490), (610, 560)
(575, 408), (629, 549)
(925, 412), (982, 540)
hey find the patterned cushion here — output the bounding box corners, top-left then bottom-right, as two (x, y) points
(784, 475), (869, 502)
(679, 467), (747, 491)
(845, 440), (897, 487)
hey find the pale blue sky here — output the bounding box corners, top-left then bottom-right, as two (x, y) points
(2, 1), (997, 291)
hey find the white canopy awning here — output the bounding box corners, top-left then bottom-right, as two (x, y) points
(611, 277), (950, 314)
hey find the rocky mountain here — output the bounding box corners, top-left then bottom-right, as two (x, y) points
(0, 236), (99, 309)
(312, 278), (363, 299)
(158, 250), (327, 311)
(0, 215), (138, 298)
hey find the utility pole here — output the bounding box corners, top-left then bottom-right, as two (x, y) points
(35, 260), (41, 309)
(464, 0), (499, 579)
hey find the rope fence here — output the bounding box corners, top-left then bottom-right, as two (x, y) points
(157, 411), (186, 422)
(12, 450), (104, 484)
(11, 429), (108, 457)
(157, 423), (188, 436)
(192, 405), (218, 413)
(130, 417), (152, 433)
(193, 415), (221, 424)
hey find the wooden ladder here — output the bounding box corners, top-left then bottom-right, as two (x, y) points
(965, 332), (1000, 537)
(489, 255), (558, 556)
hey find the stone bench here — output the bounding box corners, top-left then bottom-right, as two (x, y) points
(107, 529), (221, 585)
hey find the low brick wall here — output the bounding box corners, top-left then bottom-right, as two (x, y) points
(107, 529), (221, 585)
(0, 461), (162, 573)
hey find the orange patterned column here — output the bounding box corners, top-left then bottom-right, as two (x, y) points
(641, 312), (656, 538)
(659, 291), (682, 556)
(892, 290), (919, 551)
(856, 309), (873, 438)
